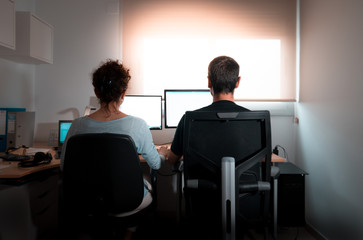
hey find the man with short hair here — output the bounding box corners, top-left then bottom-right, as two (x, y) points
(167, 55), (250, 165)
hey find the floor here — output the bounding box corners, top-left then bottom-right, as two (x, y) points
(55, 213), (318, 240)
(133, 214), (318, 240)
(251, 226), (318, 240)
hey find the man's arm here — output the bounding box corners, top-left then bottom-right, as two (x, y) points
(167, 150), (181, 166)
(156, 146), (181, 166)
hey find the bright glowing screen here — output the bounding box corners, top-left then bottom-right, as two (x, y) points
(120, 95), (162, 130)
(164, 90), (212, 128)
(58, 120), (72, 145)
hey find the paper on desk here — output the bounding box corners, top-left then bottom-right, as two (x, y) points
(0, 165), (9, 170)
(25, 147), (51, 155)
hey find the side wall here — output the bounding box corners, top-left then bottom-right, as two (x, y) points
(298, 0), (363, 238)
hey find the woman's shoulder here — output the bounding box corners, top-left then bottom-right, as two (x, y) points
(72, 116), (91, 124)
(123, 115), (147, 125)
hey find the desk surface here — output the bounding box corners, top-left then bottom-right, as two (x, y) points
(0, 143), (60, 179)
(1, 142), (286, 179)
(274, 162), (308, 175)
(152, 144), (286, 163)
(0, 159), (60, 179)
(271, 154), (286, 162)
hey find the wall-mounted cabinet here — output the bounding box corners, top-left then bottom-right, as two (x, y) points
(0, 0), (16, 50)
(0, 11), (53, 64)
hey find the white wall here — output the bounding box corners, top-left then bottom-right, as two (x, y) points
(298, 0), (363, 238)
(0, 59), (35, 110)
(0, 0), (39, 111)
(33, 0), (120, 141)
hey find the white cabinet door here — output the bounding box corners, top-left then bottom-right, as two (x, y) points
(29, 14), (53, 64)
(0, 11), (53, 64)
(0, 0), (15, 50)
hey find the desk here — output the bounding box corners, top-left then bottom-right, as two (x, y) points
(0, 159), (60, 179)
(0, 144), (60, 179)
(272, 153), (286, 162)
(0, 143), (60, 240)
(149, 143), (285, 163)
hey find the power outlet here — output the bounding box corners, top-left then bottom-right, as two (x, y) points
(48, 129), (58, 146)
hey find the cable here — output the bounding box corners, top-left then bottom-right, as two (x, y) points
(273, 145), (288, 162)
(294, 226), (299, 240)
(157, 162), (182, 177)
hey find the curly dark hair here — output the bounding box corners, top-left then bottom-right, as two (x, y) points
(92, 59), (131, 106)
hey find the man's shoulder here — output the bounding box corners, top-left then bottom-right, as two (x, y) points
(197, 100), (250, 112)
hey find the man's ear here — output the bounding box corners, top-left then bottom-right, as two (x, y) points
(208, 77), (212, 88)
(235, 76), (241, 89)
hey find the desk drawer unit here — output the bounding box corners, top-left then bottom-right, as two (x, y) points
(28, 173), (59, 240)
(0, 169), (59, 240)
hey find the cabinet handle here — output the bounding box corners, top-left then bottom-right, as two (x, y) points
(36, 205), (50, 216)
(38, 190), (50, 199)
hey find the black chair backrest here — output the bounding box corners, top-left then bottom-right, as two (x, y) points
(62, 133), (144, 216)
(183, 111), (271, 182)
(182, 110), (272, 236)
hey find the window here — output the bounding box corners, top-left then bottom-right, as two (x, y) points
(121, 0), (297, 101)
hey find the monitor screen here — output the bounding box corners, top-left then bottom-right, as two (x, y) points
(120, 95), (162, 130)
(58, 120), (72, 146)
(164, 89), (212, 128)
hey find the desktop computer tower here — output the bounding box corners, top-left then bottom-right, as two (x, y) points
(278, 173), (306, 227)
(274, 162), (307, 227)
(6, 111), (35, 149)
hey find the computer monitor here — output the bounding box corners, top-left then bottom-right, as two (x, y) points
(164, 89), (212, 128)
(120, 95), (162, 130)
(58, 120), (72, 146)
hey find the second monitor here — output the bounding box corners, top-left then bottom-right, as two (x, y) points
(164, 89), (212, 128)
(120, 95), (162, 130)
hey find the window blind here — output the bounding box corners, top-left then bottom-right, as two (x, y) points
(121, 0), (297, 101)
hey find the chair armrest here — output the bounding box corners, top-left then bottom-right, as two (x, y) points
(271, 166), (280, 179)
(239, 181), (270, 193)
(186, 179), (217, 191)
(173, 160), (184, 172)
(150, 169), (158, 190)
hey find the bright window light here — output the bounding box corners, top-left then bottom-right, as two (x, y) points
(142, 37), (281, 99)
(143, 38), (212, 93)
(215, 39), (281, 99)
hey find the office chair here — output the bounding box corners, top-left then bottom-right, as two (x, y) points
(182, 110), (277, 240)
(60, 133), (157, 239)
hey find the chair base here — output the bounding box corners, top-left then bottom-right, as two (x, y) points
(58, 206), (155, 240)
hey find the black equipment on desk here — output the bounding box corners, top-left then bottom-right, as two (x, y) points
(18, 152), (53, 168)
(0, 153), (30, 161)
